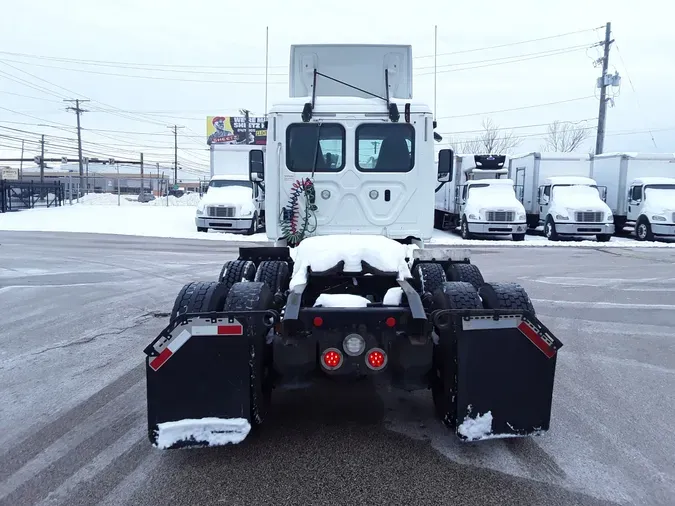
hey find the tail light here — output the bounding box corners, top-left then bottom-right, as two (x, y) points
(366, 348), (387, 370)
(321, 348), (343, 370)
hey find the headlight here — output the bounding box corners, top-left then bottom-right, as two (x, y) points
(196, 208), (204, 215)
(517, 214), (526, 221)
(606, 213), (613, 222)
(240, 209), (253, 217)
(468, 214), (478, 220)
(555, 214), (569, 220)
(652, 215), (667, 221)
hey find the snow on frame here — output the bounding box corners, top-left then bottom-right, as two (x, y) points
(155, 417), (251, 449)
(289, 235), (414, 290)
(314, 293), (371, 308)
(383, 287), (404, 306)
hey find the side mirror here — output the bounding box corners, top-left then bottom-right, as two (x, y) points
(249, 149), (264, 182)
(437, 148), (454, 182)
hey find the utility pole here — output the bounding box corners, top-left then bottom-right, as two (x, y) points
(245, 109), (250, 144)
(40, 134), (45, 183)
(65, 99), (89, 190)
(168, 125), (184, 186)
(140, 152), (144, 197)
(595, 22), (613, 155)
(19, 140), (24, 181)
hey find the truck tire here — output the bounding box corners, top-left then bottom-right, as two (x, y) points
(224, 282), (275, 427)
(596, 234), (612, 242)
(635, 217), (654, 241)
(412, 262), (447, 296)
(218, 259), (256, 290)
(254, 260), (290, 296)
(197, 227), (208, 233)
(478, 282), (535, 315)
(544, 216), (559, 241)
(431, 282), (483, 428)
(446, 263), (485, 291)
(170, 281), (230, 321)
(512, 233), (526, 242)
(460, 217), (474, 240)
(245, 212), (258, 236)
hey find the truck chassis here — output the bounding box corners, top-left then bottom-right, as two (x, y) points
(145, 246), (563, 448)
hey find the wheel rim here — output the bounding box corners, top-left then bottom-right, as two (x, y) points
(546, 223), (551, 237)
(462, 221), (467, 237)
(637, 224), (646, 239)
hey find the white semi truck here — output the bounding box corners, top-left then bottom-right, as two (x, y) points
(195, 144), (265, 234)
(435, 154), (527, 241)
(145, 43), (564, 449)
(508, 152), (614, 242)
(591, 152), (675, 240)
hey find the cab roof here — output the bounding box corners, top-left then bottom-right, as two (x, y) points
(631, 176), (675, 185)
(544, 176), (597, 185)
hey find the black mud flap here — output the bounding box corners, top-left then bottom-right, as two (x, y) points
(144, 310), (277, 449)
(436, 310), (563, 442)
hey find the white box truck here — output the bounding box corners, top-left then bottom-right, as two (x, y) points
(434, 154), (527, 240)
(508, 152), (614, 242)
(591, 152), (675, 240)
(195, 144), (265, 234)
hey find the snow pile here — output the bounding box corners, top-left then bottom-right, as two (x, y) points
(457, 409), (494, 441)
(314, 293), (371, 308)
(199, 187), (255, 215)
(155, 417), (251, 449)
(78, 193), (137, 205)
(383, 287), (404, 306)
(289, 235), (413, 289)
(149, 193), (202, 206)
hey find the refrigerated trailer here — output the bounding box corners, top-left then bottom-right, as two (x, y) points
(591, 152), (675, 239)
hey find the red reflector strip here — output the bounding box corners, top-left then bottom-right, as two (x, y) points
(217, 324), (243, 335)
(518, 321), (556, 359)
(149, 348), (172, 371)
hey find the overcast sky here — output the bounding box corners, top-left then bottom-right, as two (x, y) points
(0, 0), (672, 176)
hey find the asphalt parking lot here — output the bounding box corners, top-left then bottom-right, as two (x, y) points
(0, 231), (673, 506)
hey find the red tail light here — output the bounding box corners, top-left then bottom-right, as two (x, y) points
(366, 348), (387, 370)
(321, 348), (343, 370)
(313, 316), (324, 327)
(385, 317), (396, 328)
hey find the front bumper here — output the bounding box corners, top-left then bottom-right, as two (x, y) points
(468, 222), (527, 234)
(195, 215), (253, 231)
(555, 222), (615, 235)
(651, 223), (675, 236)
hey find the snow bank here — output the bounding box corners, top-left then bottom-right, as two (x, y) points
(457, 410), (494, 441)
(314, 293), (370, 308)
(78, 192), (202, 207)
(155, 417), (250, 449)
(383, 287), (404, 306)
(289, 235), (413, 290)
(0, 204), (266, 242)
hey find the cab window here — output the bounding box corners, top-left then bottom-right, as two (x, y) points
(355, 123), (414, 172)
(630, 186), (643, 201)
(286, 123), (345, 172)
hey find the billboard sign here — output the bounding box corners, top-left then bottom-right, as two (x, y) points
(206, 116), (267, 146)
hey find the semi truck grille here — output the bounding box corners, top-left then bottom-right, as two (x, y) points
(207, 206), (236, 218)
(575, 211), (603, 222)
(486, 211), (515, 222)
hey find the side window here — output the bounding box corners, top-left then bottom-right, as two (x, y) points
(286, 123), (345, 172)
(355, 123), (414, 172)
(631, 186), (643, 201)
(544, 186), (551, 197)
(462, 185), (468, 200)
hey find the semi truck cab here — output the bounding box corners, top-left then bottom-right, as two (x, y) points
(627, 177), (675, 241)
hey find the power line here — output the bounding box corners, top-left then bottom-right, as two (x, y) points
(436, 96), (596, 120)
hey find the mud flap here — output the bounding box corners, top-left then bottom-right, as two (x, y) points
(451, 312), (563, 441)
(144, 311), (275, 449)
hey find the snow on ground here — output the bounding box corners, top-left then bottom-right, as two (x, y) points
(1, 198), (674, 247)
(0, 200), (265, 242)
(155, 417), (251, 449)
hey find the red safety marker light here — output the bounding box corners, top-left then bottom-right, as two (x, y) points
(367, 349), (386, 370)
(385, 317), (396, 328)
(313, 316), (324, 327)
(322, 348), (342, 370)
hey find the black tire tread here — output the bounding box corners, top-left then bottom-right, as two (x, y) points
(478, 282), (535, 315)
(413, 263), (447, 295)
(170, 281), (229, 320)
(254, 260), (290, 294)
(446, 263), (485, 291)
(218, 259), (256, 287)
